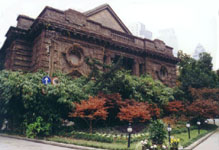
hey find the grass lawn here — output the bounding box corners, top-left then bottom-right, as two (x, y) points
(47, 125), (217, 150)
(172, 128), (212, 148)
(47, 136), (141, 150)
(170, 123), (218, 148)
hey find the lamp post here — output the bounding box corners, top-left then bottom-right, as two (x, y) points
(205, 120), (208, 124)
(167, 124), (172, 144)
(186, 122), (191, 139)
(127, 122), (132, 148)
(197, 121), (201, 134)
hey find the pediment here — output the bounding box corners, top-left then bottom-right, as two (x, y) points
(84, 4), (132, 35)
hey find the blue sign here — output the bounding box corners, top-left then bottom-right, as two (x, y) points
(42, 76), (51, 85)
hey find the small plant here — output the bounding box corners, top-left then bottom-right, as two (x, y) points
(170, 137), (180, 150)
(148, 120), (167, 145)
(150, 144), (158, 150)
(141, 139), (168, 150)
(141, 139), (151, 149)
(26, 116), (51, 138)
(160, 144), (168, 150)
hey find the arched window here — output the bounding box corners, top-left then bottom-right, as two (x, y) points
(160, 66), (168, 77)
(157, 66), (168, 81)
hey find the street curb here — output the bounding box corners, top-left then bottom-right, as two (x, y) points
(0, 133), (105, 150)
(185, 128), (219, 150)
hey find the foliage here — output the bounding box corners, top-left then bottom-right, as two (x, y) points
(98, 93), (161, 125)
(85, 57), (174, 105)
(97, 93), (124, 125)
(0, 57), (175, 135)
(117, 101), (151, 123)
(187, 99), (219, 119)
(69, 96), (108, 133)
(97, 93), (160, 124)
(148, 104), (161, 119)
(0, 70), (87, 135)
(148, 120), (167, 145)
(25, 116), (51, 138)
(177, 51), (219, 101)
(164, 100), (185, 116)
(190, 87), (219, 102)
(170, 138), (180, 149)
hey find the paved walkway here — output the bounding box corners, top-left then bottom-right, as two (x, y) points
(0, 136), (77, 150)
(193, 129), (219, 150)
(190, 119), (219, 150)
(207, 118), (219, 126)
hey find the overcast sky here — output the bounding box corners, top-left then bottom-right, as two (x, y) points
(0, 0), (218, 69)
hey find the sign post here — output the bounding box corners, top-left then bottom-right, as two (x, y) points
(42, 76), (51, 85)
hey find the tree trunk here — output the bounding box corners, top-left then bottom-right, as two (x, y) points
(89, 119), (92, 134)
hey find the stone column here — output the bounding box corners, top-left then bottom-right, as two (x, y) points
(106, 55), (111, 65)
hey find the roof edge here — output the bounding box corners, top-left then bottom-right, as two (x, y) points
(84, 4), (132, 35)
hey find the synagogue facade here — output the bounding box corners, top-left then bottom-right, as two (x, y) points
(0, 4), (179, 87)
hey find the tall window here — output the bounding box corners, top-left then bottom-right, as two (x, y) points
(159, 66), (168, 80)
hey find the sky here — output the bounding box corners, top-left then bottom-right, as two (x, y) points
(0, 0), (218, 70)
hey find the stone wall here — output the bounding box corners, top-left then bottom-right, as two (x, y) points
(4, 40), (32, 71)
(1, 5), (178, 87)
(145, 57), (176, 87)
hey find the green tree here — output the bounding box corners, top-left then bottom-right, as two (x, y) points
(177, 51), (218, 101)
(85, 57), (174, 105)
(0, 70), (88, 135)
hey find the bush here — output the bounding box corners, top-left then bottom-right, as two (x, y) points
(148, 120), (167, 145)
(26, 116), (51, 138)
(0, 70), (87, 135)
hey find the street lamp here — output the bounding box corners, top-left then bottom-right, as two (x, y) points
(167, 124), (172, 144)
(127, 122), (132, 148)
(205, 120), (208, 124)
(197, 121), (201, 134)
(186, 122), (191, 139)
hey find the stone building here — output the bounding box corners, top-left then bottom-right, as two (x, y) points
(0, 4), (178, 87)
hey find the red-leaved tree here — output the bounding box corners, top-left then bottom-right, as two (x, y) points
(164, 100), (185, 116)
(69, 96), (108, 133)
(117, 100), (151, 123)
(187, 99), (219, 119)
(148, 103), (161, 119)
(190, 88), (219, 102)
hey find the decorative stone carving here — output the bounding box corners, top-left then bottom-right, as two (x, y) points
(154, 39), (166, 51)
(64, 43), (84, 67)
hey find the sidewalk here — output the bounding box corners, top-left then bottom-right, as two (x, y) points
(193, 129), (219, 150)
(185, 119), (219, 150)
(0, 133), (105, 150)
(185, 128), (218, 150)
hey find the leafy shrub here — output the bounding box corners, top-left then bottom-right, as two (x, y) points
(0, 70), (87, 135)
(148, 120), (167, 145)
(26, 116), (51, 138)
(187, 99), (219, 120)
(164, 100), (185, 116)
